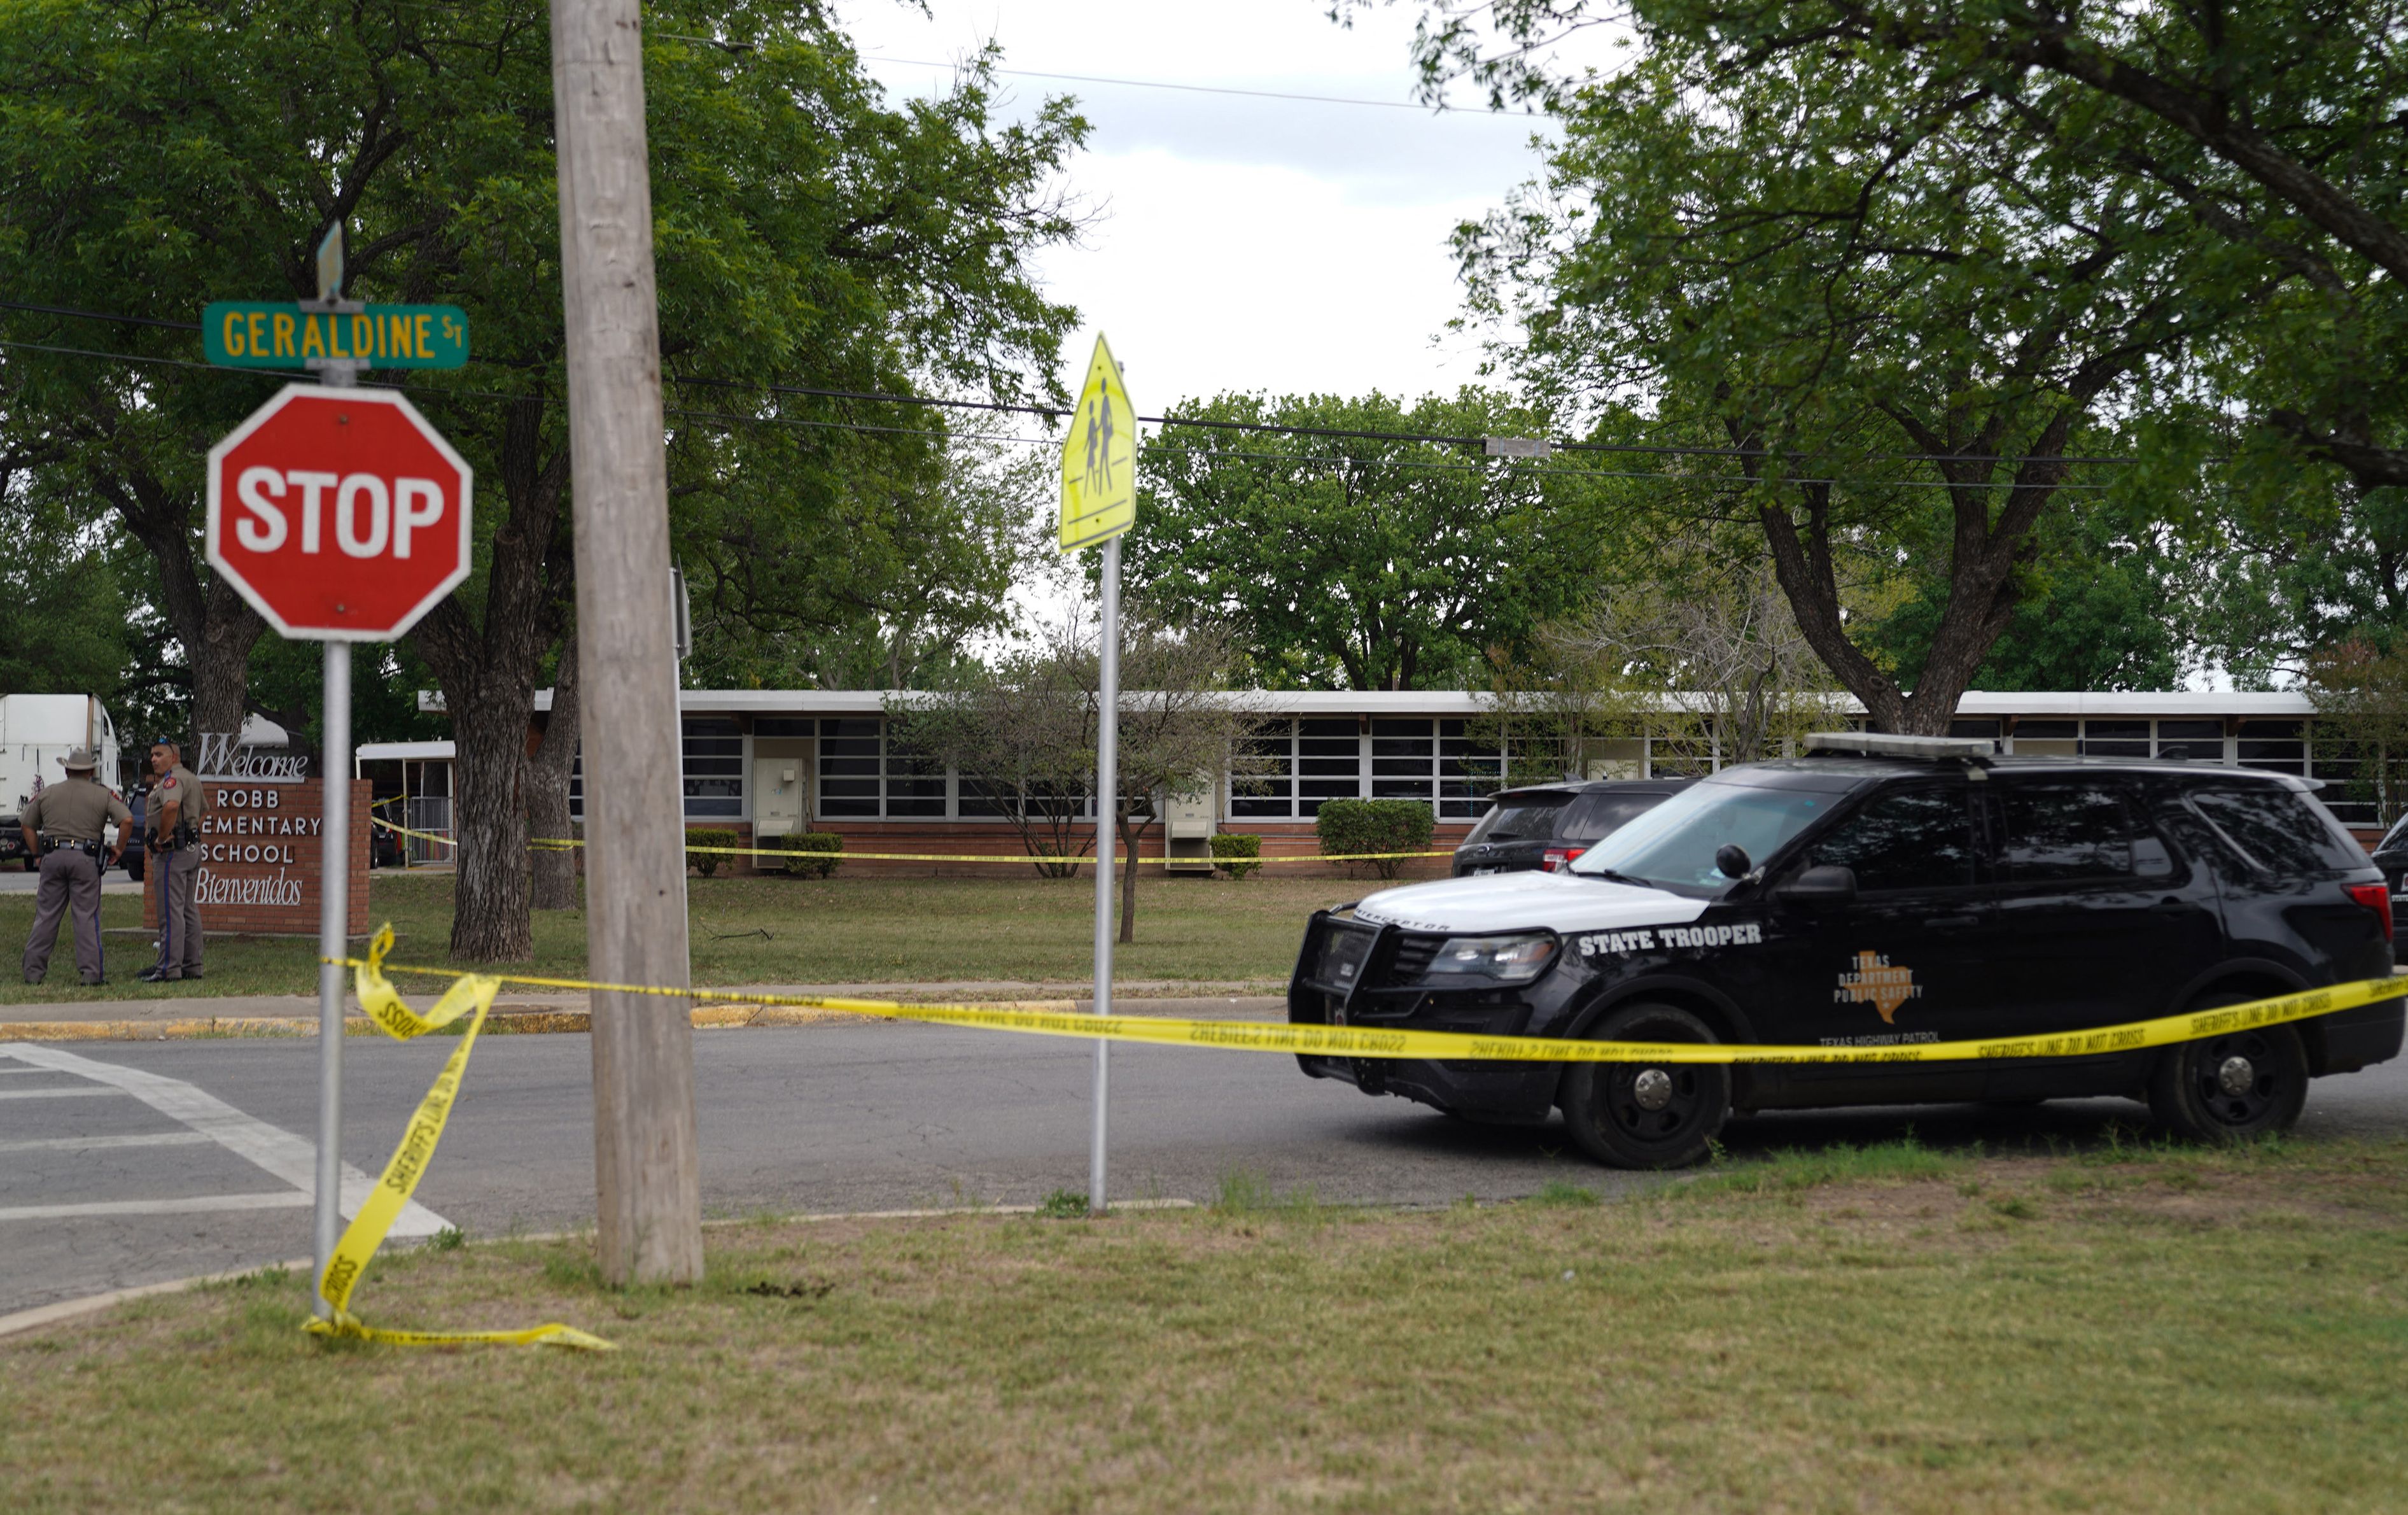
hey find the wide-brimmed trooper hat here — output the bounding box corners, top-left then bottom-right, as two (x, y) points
(60, 747), (99, 772)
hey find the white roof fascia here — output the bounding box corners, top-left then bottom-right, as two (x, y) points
(432, 686), (2322, 721)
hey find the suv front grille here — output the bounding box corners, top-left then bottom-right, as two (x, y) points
(1384, 934), (1441, 984)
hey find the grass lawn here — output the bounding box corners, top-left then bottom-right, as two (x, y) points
(0, 872), (1357, 1006)
(4, 1137), (2404, 1512)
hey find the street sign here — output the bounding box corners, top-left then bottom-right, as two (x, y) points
(202, 302), (470, 370)
(1060, 334), (1137, 551)
(204, 384), (473, 642)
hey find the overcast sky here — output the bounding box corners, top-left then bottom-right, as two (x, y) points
(836, 0), (1604, 415)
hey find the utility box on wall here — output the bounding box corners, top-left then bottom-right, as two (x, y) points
(1163, 787), (1215, 873)
(751, 740), (809, 838)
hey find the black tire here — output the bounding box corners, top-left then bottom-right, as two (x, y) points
(2147, 1001), (2308, 1143)
(1560, 1002), (1731, 1169)
(125, 854), (144, 884)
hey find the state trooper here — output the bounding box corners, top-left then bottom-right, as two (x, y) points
(137, 738), (210, 983)
(20, 747), (130, 987)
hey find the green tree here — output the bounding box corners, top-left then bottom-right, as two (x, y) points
(1387, 1), (2408, 659)
(1128, 390), (1588, 691)
(2308, 641), (2408, 828)
(0, 0), (1086, 958)
(1851, 481), (2197, 693)
(890, 610), (1265, 941)
(685, 436), (1051, 691)
(1434, 15), (2225, 731)
(0, 464), (129, 700)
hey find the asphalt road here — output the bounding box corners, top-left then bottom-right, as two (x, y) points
(6, 1020), (2407, 1317)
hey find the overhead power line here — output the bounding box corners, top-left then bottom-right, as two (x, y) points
(0, 297), (202, 332)
(3, 297), (2139, 470)
(857, 54), (1560, 119)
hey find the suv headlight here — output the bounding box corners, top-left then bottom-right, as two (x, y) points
(1425, 933), (1559, 983)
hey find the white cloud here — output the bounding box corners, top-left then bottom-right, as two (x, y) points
(836, 0), (1602, 409)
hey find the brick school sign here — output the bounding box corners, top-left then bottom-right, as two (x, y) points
(144, 754), (370, 938)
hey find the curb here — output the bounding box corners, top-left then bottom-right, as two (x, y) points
(0, 1257), (314, 1342)
(0, 999), (1082, 1043)
(0, 1199), (1201, 1344)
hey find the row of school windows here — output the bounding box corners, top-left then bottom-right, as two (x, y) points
(567, 714), (2348, 824)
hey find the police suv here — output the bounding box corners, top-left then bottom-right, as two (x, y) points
(1289, 733), (2405, 1168)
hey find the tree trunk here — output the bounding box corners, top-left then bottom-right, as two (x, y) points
(405, 396), (571, 962)
(95, 470), (265, 743)
(529, 633), (581, 911)
(1753, 468), (2058, 735)
(1116, 806), (1151, 945)
(442, 686), (535, 959)
(188, 593), (264, 742)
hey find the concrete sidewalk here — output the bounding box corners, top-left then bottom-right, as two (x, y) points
(0, 980), (1289, 1041)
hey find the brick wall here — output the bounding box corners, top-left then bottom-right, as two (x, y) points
(144, 778), (371, 937)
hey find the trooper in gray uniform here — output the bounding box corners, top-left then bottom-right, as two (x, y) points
(20, 747), (130, 987)
(137, 738), (209, 983)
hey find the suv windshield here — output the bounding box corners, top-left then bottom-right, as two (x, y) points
(2380, 811), (2408, 852)
(1569, 779), (1832, 891)
(1464, 794), (1573, 845)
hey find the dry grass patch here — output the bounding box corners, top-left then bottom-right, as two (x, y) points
(5, 1139), (2406, 1512)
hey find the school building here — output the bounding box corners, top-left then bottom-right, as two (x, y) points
(356, 688), (2355, 871)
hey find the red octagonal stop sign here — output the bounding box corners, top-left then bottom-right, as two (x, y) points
(206, 384), (472, 641)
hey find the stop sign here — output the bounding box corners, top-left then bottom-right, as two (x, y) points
(206, 384), (472, 641)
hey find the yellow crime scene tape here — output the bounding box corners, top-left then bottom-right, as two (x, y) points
(307, 926), (613, 1351)
(319, 922), (2408, 1351)
(347, 931), (2408, 1069)
(368, 813), (1452, 865)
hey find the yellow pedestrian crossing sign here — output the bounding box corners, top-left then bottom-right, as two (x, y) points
(1060, 335), (1137, 551)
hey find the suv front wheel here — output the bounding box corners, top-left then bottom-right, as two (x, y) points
(2147, 1002), (2309, 1144)
(1560, 1003), (1732, 1169)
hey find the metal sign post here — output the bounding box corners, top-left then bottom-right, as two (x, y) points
(1059, 335), (1137, 1215)
(312, 639), (350, 1316)
(310, 225), (351, 1319)
(1089, 533), (1119, 1211)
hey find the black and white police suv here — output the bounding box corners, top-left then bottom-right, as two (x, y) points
(1289, 732), (2405, 1169)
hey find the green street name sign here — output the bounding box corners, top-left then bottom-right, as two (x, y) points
(202, 302), (470, 370)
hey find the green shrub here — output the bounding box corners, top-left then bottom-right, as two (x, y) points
(1313, 799), (1435, 879)
(1208, 832), (1262, 880)
(685, 828), (740, 878)
(755, 831), (843, 878)
(1037, 1188), (1089, 1218)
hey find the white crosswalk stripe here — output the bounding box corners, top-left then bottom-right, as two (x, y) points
(0, 1043), (450, 1236)
(0, 1131), (214, 1154)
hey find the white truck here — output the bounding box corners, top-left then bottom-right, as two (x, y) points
(0, 694), (125, 871)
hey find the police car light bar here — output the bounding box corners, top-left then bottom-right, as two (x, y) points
(1803, 731), (1996, 760)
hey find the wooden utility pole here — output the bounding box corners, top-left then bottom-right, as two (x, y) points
(548, 0), (703, 1285)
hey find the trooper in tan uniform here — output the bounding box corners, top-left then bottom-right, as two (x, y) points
(138, 738), (209, 983)
(20, 747), (130, 987)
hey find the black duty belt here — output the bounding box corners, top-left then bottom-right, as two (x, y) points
(39, 837), (102, 857)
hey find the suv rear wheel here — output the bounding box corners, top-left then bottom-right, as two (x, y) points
(2147, 997), (2309, 1143)
(1560, 1003), (1731, 1169)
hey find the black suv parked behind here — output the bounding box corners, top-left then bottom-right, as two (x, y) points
(1291, 733), (2403, 1167)
(2370, 810), (2408, 927)
(1452, 779), (1691, 877)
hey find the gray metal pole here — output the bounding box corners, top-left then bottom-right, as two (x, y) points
(312, 638), (351, 1318)
(551, 0), (703, 1285)
(1089, 535), (1119, 1213)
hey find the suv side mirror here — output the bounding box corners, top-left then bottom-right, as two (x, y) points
(1715, 843), (1752, 879)
(1775, 864), (1858, 906)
